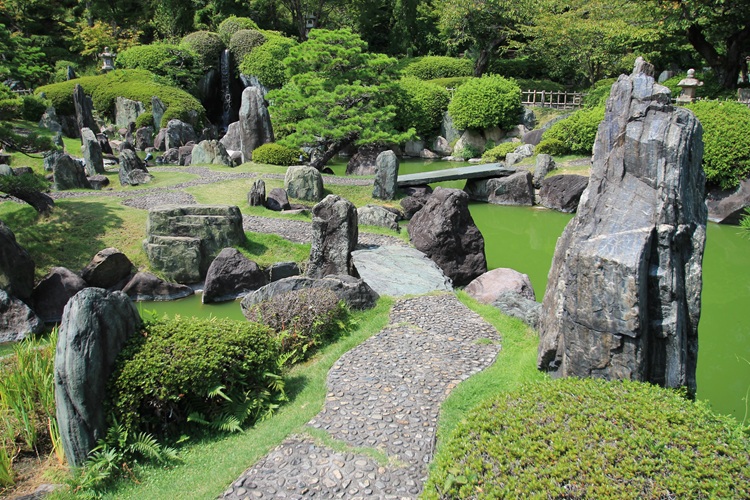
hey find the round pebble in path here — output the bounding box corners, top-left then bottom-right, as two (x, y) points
(221, 293), (501, 499)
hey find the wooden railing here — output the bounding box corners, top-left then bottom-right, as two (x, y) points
(11, 89), (34, 96)
(522, 89), (585, 109)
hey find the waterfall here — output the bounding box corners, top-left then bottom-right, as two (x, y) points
(219, 49), (232, 132)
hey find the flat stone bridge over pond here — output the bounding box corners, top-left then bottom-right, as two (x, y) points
(397, 163), (515, 187)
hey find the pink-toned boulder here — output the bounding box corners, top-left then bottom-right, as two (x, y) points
(464, 268), (536, 304)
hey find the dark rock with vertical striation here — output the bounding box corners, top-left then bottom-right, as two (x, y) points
(52, 153), (92, 190)
(407, 187), (487, 286)
(238, 87), (274, 162)
(0, 220), (35, 301)
(372, 151), (399, 200)
(80, 127), (104, 175)
(72, 84), (99, 134)
(307, 195), (358, 278)
(248, 179), (266, 206)
(54, 288), (141, 466)
(538, 58), (706, 395)
(538, 174), (589, 213)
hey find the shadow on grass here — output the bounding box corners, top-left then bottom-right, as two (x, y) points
(0, 199), (127, 276)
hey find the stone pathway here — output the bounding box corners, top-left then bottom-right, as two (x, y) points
(222, 293), (501, 499)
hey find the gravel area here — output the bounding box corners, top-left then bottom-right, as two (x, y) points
(221, 294), (501, 499)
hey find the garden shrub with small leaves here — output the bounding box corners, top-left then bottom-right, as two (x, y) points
(448, 75), (522, 131)
(217, 16), (260, 44)
(252, 143), (302, 166)
(424, 377), (750, 499)
(535, 138), (568, 156)
(542, 105), (604, 155)
(394, 76), (450, 138)
(245, 288), (349, 365)
(181, 31), (224, 70)
(481, 142), (518, 162)
(238, 33), (297, 88)
(134, 112), (154, 130)
(402, 56), (473, 80)
(229, 29), (266, 67)
(108, 316), (283, 436)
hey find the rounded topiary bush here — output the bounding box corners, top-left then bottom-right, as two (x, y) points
(135, 112), (154, 130)
(685, 100), (750, 189)
(0, 98), (22, 120)
(116, 43), (203, 92)
(20, 95), (48, 121)
(181, 30), (224, 69)
(542, 105), (604, 155)
(481, 142), (517, 162)
(395, 76), (450, 138)
(535, 138), (568, 156)
(109, 316), (283, 435)
(448, 75), (522, 130)
(218, 16), (260, 44)
(238, 34), (297, 88)
(424, 378), (750, 499)
(402, 56), (473, 80)
(251, 142), (302, 165)
(229, 29), (267, 67)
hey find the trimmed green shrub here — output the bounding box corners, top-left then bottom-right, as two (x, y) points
(395, 76), (450, 138)
(109, 316), (283, 436)
(115, 43), (203, 92)
(238, 34), (297, 88)
(584, 78), (616, 108)
(251, 143), (302, 165)
(686, 100), (750, 189)
(0, 98), (21, 120)
(21, 95), (48, 121)
(542, 106), (604, 155)
(181, 31), (224, 70)
(487, 56), (546, 80)
(36, 70), (205, 128)
(513, 78), (566, 92)
(402, 56), (473, 80)
(229, 29), (266, 67)
(448, 75), (522, 130)
(535, 138), (568, 156)
(0, 83), (15, 100)
(218, 16), (260, 44)
(424, 378), (750, 499)
(135, 112), (154, 130)
(481, 142), (517, 162)
(245, 288), (349, 365)
(455, 143), (482, 160)
(427, 76), (471, 90)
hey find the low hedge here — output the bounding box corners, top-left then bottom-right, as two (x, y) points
(108, 316), (283, 436)
(535, 138), (568, 156)
(448, 75), (522, 131)
(36, 70), (205, 128)
(542, 105), (604, 155)
(181, 31), (224, 70)
(685, 100), (750, 189)
(251, 143), (302, 165)
(238, 33), (297, 88)
(395, 76), (450, 138)
(481, 142), (517, 162)
(402, 56), (473, 80)
(218, 16), (260, 44)
(424, 377), (750, 499)
(115, 43), (204, 92)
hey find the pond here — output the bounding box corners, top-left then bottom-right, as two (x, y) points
(145, 160), (750, 421)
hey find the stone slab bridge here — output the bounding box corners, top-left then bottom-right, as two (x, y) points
(396, 163), (516, 187)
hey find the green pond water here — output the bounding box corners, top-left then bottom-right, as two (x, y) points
(145, 160), (750, 421)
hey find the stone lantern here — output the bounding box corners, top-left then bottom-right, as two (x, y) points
(99, 47), (116, 72)
(676, 69), (703, 103)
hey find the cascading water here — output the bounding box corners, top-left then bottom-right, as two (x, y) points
(219, 49), (232, 132)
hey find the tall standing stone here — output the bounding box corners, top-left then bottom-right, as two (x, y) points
(0, 220), (35, 301)
(54, 288), (141, 467)
(248, 179), (266, 206)
(80, 128), (105, 175)
(372, 151), (399, 200)
(52, 153), (92, 190)
(537, 58), (706, 395)
(151, 96), (166, 131)
(307, 195), (358, 278)
(72, 84), (99, 135)
(238, 87), (274, 163)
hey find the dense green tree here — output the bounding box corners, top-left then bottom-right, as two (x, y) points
(438, 0), (532, 76)
(276, 0), (348, 40)
(268, 28), (412, 170)
(646, 0), (750, 89)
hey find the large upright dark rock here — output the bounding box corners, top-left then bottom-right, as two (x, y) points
(54, 288), (141, 467)
(80, 248), (134, 289)
(408, 187), (487, 286)
(346, 145), (391, 176)
(143, 205), (246, 283)
(464, 171), (534, 206)
(165, 119), (197, 150)
(32, 267), (88, 323)
(372, 150), (399, 200)
(248, 179), (266, 207)
(72, 84), (99, 135)
(538, 58), (706, 395)
(307, 195), (358, 278)
(238, 87), (274, 162)
(538, 174), (589, 213)
(0, 220), (35, 301)
(119, 149), (151, 186)
(81, 127), (105, 175)
(52, 153), (92, 190)
(202, 248), (267, 303)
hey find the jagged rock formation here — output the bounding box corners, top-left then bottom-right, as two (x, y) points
(538, 58), (706, 395)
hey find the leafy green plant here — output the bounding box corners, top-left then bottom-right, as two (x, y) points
(425, 377), (750, 499)
(513, 78), (566, 92)
(394, 76), (450, 138)
(229, 29), (266, 68)
(115, 43), (204, 93)
(448, 75), (522, 130)
(535, 138), (568, 156)
(542, 105), (605, 155)
(251, 143), (302, 166)
(108, 316), (283, 436)
(134, 112), (154, 130)
(245, 288), (350, 366)
(663, 70), (735, 101)
(481, 142), (517, 162)
(20, 95), (48, 121)
(180, 31), (224, 70)
(401, 56), (474, 80)
(740, 208), (750, 235)
(217, 16), (260, 44)
(238, 33), (297, 88)
(426, 76), (471, 90)
(685, 100), (750, 189)
(455, 144), (481, 160)
(0, 98), (21, 121)
(584, 78), (616, 108)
